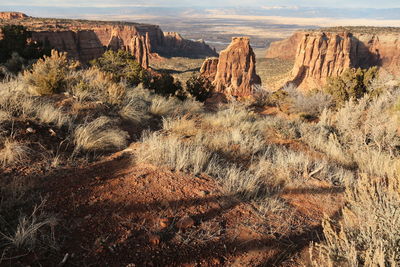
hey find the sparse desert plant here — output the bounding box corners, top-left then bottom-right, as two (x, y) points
(23, 50), (76, 95)
(0, 199), (57, 251)
(70, 67), (126, 105)
(285, 85), (334, 117)
(251, 85), (273, 107)
(309, 174), (400, 267)
(0, 138), (30, 167)
(135, 132), (215, 175)
(73, 116), (129, 153)
(33, 102), (72, 128)
(149, 95), (202, 117)
(4, 52), (25, 74)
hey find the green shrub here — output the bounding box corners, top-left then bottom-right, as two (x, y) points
(90, 50), (149, 86)
(186, 74), (214, 102)
(23, 50), (75, 95)
(325, 67), (378, 105)
(148, 72), (185, 99)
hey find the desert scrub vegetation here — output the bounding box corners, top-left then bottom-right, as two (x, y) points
(324, 67), (378, 106)
(90, 49), (149, 87)
(73, 116), (129, 153)
(69, 67), (126, 105)
(23, 50), (77, 95)
(0, 138), (30, 167)
(309, 173), (400, 267)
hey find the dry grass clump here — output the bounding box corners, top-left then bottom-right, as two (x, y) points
(0, 87), (72, 128)
(23, 50), (76, 96)
(0, 199), (57, 252)
(149, 95), (202, 117)
(135, 132), (215, 175)
(0, 138), (30, 167)
(285, 85), (334, 117)
(73, 116), (129, 153)
(70, 67), (126, 105)
(309, 174), (400, 267)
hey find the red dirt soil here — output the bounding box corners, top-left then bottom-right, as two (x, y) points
(7, 148), (344, 266)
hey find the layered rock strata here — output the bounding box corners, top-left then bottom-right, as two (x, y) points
(201, 37), (261, 97)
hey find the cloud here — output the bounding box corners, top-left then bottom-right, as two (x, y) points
(1, 0), (399, 8)
(261, 6), (299, 10)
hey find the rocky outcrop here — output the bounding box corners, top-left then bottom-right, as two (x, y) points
(268, 30), (400, 90)
(156, 32), (218, 58)
(265, 32), (304, 60)
(2, 15), (217, 66)
(0, 12), (28, 20)
(200, 57), (219, 81)
(203, 37), (261, 97)
(128, 34), (150, 69)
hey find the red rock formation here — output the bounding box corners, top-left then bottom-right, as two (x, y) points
(128, 35), (150, 69)
(265, 32), (304, 60)
(16, 17), (216, 66)
(200, 57), (219, 81)
(268, 30), (400, 90)
(211, 37), (261, 97)
(0, 12), (28, 20)
(158, 32), (218, 58)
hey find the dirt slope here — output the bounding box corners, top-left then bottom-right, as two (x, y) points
(0, 143), (341, 266)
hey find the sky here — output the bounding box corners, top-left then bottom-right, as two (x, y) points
(1, 0), (399, 8)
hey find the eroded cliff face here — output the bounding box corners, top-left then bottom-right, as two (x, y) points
(200, 57), (219, 81)
(0, 12), (28, 20)
(0, 14), (217, 67)
(158, 32), (218, 58)
(202, 37), (261, 97)
(267, 30), (400, 90)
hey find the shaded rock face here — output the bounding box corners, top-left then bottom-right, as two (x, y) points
(265, 32), (304, 60)
(0, 12), (28, 20)
(268, 31), (400, 90)
(157, 32), (218, 58)
(200, 57), (219, 81)
(211, 37), (261, 97)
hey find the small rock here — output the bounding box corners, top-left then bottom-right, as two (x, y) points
(196, 190), (210, 197)
(49, 128), (57, 136)
(26, 127), (36, 133)
(176, 216), (195, 229)
(159, 217), (171, 229)
(148, 233), (160, 246)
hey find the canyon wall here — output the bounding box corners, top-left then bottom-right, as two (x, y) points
(266, 30), (400, 90)
(201, 37), (261, 97)
(0, 14), (217, 67)
(0, 12), (28, 20)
